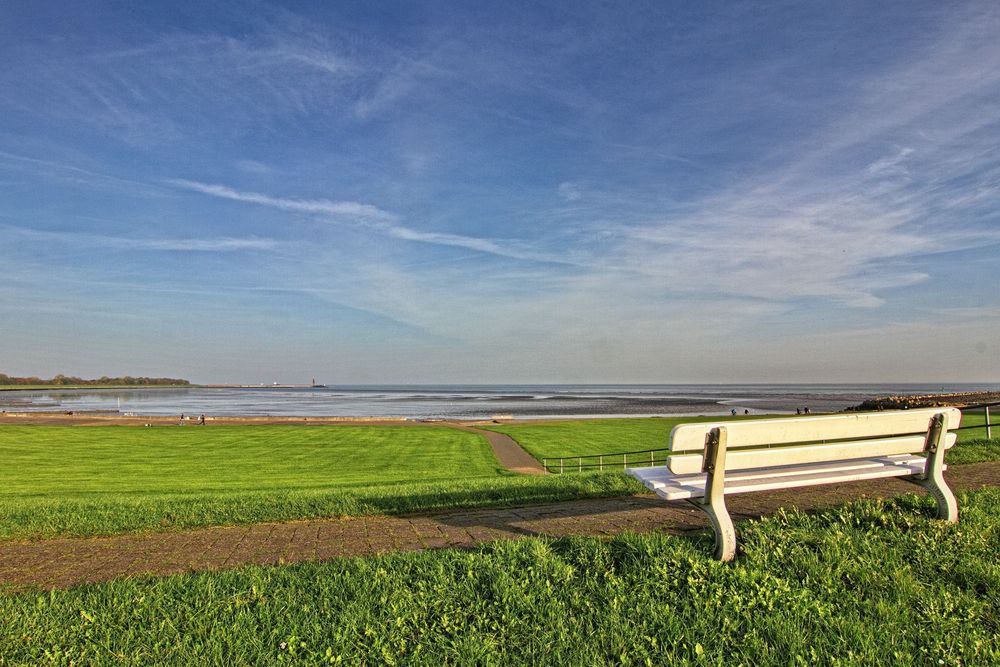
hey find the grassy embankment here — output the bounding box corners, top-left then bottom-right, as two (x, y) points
(484, 412), (1000, 465)
(3, 488), (1000, 664)
(0, 425), (637, 540)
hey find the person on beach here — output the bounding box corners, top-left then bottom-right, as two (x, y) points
(731, 408), (737, 416)
(199, 414), (205, 425)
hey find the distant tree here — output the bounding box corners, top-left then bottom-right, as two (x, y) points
(0, 373), (190, 387)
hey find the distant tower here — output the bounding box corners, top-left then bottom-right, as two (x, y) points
(311, 378), (316, 387)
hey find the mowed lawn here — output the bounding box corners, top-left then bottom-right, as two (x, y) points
(485, 411), (999, 463)
(0, 425), (640, 539)
(0, 424), (502, 497)
(484, 415), (766, 462)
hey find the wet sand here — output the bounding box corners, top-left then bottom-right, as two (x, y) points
(2, 388), (996, 427)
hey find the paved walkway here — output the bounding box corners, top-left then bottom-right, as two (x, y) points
(2, 462), (999, 591)
(446, 423), (547, 474)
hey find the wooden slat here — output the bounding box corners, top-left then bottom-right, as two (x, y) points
(669, 407), (961, 452)
(629, 455), (930, 501)
(667, 432), (956, 474)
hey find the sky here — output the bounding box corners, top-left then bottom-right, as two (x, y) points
(1, 1), (999, 384)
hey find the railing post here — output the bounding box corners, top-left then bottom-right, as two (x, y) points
(650, 451), (654, 466)
(987, 406), (993, 440)
(560, 458), (564, 474)
(578, 457), (582, 472)
(623, 453), (626, 469)
(599, 455), (603, 471)
(543, 458), (547, 472)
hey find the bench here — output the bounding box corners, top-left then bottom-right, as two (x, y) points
(627, 407), (962, 561)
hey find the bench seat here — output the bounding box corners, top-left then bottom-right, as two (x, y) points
(629, 454), (932, 501)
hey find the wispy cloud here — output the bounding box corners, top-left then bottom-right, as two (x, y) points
(5, 225), (278, 252)
(354, 57), (445, 120)
(234, 159), (273, 175)
(0, 26), (362, 145)
(610, 7), (1000, 308)
(866, 146), (915, 177)
(557, 181), (582, 202)
(0, 149), (163, 195)
(169, 179), (395, 222)
(170, 179), (583, 266)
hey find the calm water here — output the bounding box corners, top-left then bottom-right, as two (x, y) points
(2, 384), (998, 419)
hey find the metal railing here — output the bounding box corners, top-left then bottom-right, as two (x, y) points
(950, 400), (998, 440)
(542, 447), (671, 474)
(543, 400), (1000, 474)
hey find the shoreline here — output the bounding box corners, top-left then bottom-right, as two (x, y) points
(0, 387), (996, 427)
(1, 388), (996, 427)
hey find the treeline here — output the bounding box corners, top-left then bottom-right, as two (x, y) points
(0, 373), (190, 386)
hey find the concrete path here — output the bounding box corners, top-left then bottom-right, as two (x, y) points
(2, 461), (998, 591)
(446, 423), (547, 475)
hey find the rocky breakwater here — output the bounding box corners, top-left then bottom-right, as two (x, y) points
(849, 391), (1000, 411)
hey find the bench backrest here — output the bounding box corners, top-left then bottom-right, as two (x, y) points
(667, 408), (962, 475)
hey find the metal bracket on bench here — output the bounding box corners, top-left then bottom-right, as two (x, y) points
(687, 426), (737, 561)
(907, 412), (958, 522)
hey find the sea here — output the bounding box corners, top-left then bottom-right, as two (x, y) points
(2, 383), (998, 420)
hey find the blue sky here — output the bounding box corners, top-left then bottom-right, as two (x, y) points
(2, 1), (998, 384)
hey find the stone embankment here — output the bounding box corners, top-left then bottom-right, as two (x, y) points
(849, 391), (1000, 411)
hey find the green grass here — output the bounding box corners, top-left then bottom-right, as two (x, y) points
(0, 472), (642, 541)
(482, 416), (731, 461)
(953, 410), (995, 440)
(0, 425), (502, 496)
(944, 437), (1000, 465)
(486, 412), (1000, 462)
(4, 488), (1000, 665)
(3, 417), (997, 541)
(0, 425), (642, 539)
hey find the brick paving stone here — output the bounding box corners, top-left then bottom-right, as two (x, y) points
(1, 461), (999, 592)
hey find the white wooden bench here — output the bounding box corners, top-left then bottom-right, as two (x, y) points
(628, 408), (961, 561)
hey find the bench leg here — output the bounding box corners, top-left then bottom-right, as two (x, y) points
(912, 473), (958, 522)
(694, 426), (737, 561)
(689, 496), (737, 561)
(908, 412), (959, 522)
